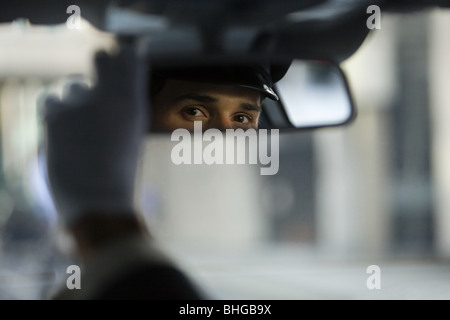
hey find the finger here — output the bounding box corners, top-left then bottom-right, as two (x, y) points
(94, 48), (137, 93)
(93, 50), (111, 91)
(117, 43), (148, 108)
(41, 95), (63, 119)
(63, 81), (90, 104)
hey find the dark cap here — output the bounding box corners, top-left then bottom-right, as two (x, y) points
(151, 64), (282, 101)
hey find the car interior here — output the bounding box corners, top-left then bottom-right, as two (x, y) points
(0, 0), (449, 300)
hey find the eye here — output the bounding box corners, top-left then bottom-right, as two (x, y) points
(183, 107), (207, 118)
(233, 114), (251, 124)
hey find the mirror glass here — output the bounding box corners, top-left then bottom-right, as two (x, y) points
(274, 60), (354, 129)
(148, 59), (355, 132)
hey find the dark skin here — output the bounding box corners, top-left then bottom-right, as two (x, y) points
(150, 78), (264, 131)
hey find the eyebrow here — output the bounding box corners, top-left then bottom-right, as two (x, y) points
(173, 93), (218, 104)
(240, 102), (261, 113)
(173, 93), (262, 112)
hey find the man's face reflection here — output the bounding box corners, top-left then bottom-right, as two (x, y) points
(150, 78), (264, 132)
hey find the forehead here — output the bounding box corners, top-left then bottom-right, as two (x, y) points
(156, 78), (263, 103)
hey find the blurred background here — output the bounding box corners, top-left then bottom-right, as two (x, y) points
(0, 7), (450, 299)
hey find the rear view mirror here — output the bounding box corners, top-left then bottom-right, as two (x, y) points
(147, 58), (355, 132)
(261, 60), (355, 130)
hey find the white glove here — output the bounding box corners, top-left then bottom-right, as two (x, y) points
(41, 47), (148, 226)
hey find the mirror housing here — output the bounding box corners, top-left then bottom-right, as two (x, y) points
(260, 60), (355, 130)
(146, 57), (355, 132)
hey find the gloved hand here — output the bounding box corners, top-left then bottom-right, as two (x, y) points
(41, 46), (148, 226)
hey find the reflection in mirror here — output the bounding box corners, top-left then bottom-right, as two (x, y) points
(274, 60), (354, 129)
(148, 63), (281, 132)
(148, 59), (354, 132)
